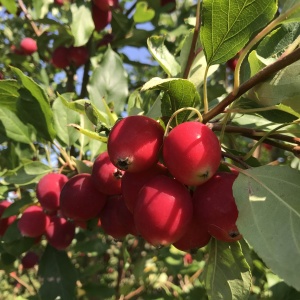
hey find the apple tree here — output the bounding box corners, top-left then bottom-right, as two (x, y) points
(0, 0), (300, 299)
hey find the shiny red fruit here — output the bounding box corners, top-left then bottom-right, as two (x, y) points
(18, 206), (50, 238)
(60, 173), (107, 221)
(92, 3), (112, 31)
(193, 172), (242, 242)
(51, 46), (70, 69)
(45, 216), (75, 250)
(108, 116), (164, 172)
(36, 173), (68, 214)
(172, 214), (211, 252)
(20, 37), (37, 55)
(99, 194), (138, 239)
(121, 163), (168, 213)
(91, 151), (124, 195)
(134, 175), (193, 246)
(69, 46), (89, 67)
(0, 201), (16, 236)
(163, 121), (221, 186)
(21, 251), (39, 269)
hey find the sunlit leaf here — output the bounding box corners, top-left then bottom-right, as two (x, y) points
(201, 0), (277, 65)
(203, 239), (251, 300)
(234, 165), (300, 291)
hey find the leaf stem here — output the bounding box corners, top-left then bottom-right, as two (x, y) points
(164, 107), (202, 137)
(202, 66), (209, 114)
(233, 2), (300, 95)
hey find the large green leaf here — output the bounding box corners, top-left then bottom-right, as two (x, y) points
(3, 161), (51, 186)
(178, 30), (219, 90)
(234, 165), (300, 291)
(11, 67), (56, 142)
(203, 239), (251, 300)
(0, 107), (33, 144)
(281, 0), (300, 23)
(141, 77), (201, 124)
(52, 94), (80, 147)
(70, 3), (94, 46)
(147, 36), (181, 77)
(88, 47), (128, 116)
(0, 80), (20, 112)
(247, 60), (300, 113)
(200, 0), (277, 65)
(38, 245), (78, 300)
(0, 0), (17, 14)
(2, 221), (36, 256)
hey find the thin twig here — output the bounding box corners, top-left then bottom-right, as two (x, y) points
(18, 0), (42, 36)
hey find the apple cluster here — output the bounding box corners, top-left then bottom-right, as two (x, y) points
(5, 115), (241, 256)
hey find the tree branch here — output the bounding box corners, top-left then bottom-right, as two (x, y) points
(202, 47), (300, 123)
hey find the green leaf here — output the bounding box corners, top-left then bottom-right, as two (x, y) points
(52, 95), (80, 147)
(247, 60), (300, 113)
(88, 47), (128, 116)
(11, 67), (56, 142)
(0, 79), (20, 112)
(1, 197), (33, 218)
(2, 221), (36, 256)
(3, 161), (51, 186)
(281, 0), (300, 23)
(70, 3), (94, 46)
(147, 36), (181, 77)
(0, 107), (34, 144)
(133, 1), (155, 23)
(38, 244), (78, 300)
(178, 30), (219, 89)
(201, 0), (277, 65)
(202, 239), (251, 300)
(141, 77), (201, 124)
(0, 0), (17, 14)
(234, 165), (300, 291)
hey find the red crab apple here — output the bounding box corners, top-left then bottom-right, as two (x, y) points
(121, 162), (168, 213)
(0, 201), (17, 236)
(20, 37), (38, 55)
(69, 46), (89, 67)
(172, 214), (211, 252)
(193, 172), (242, 242)
(45, 216), (75, 250)
(92, 3), (112, 31)
(163, 121), (221, 186)
(99, 194), (138, 239)
(51, 46), (70, 69)
(36, 173), (68, 214)
(60, 173), (107, 221)
(93, 0), (118, 11)
(134, 175), (193, 246)
(18, 206), (50, 238)
(21, 251), (39, 269)
(107, 116), (164, 172)
(91, 151), (124, 195)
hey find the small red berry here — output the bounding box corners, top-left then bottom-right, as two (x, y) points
(108, 116), (164, 172)
(163, 121), (221, 186)
(20, 37), (38, 55)
(134, 175), (193, 246)
(21, 251), (39, 269)
(193, 172), (242, 242)
(92, 3), (112, 31)
(51, 46), (70, 69)
(18, 206), (50, 238)
(0, 201), (17, 236)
